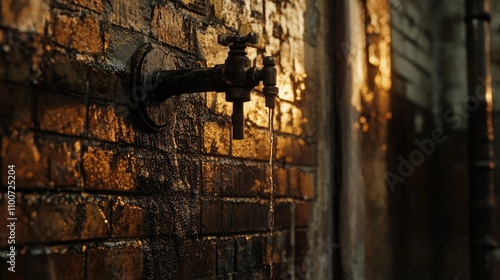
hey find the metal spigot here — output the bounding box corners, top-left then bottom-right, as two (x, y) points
(129, 32), (279, 139)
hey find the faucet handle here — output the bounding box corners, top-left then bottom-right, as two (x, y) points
(218, 32), (259, 46)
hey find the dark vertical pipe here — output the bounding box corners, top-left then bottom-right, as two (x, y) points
(331, 0), (346, 278)
(465, 0), (497, 279)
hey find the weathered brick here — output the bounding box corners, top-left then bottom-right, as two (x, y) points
(189, 239), (217, 278)
(175, 0), (208, 14)
(221, 164), (265, 196)
(1, 42), (33, 83)
(86, 243), (143, 280)
(202, 120), (230, 156)
(0, 83), (32, 132)
(151, 4), (195, 52)
(276, 136), (316, 165)
(108, 0), (152, 34)
(147, 238), (184, 278)
(222, 201), (267, 233)
(83, 147), (136, 192)
(274, 202), (291, 229)
(88, 102), (135, 143)
(170, 196), (200, 235)
(196, 26), (230, 67)
(277, 77), (295, 102)
(217, 238), (235, 274)
(265, 166), (288, 197)
(245, 94), (269, 128)
(202, 161), (222, 194)
(231, 127), (270, 160)
(135, 150), (172, 193)
(104, 24), (149, 70)
(111, 198), (144, 238)
(279, 101), (304, 136)
(88, 102), (118, 142)
(295, 201), (313, 228)
(177, 156), (201, 193)
(295, 229), (309, 259)
(56, 0), (103, 12)
(41, 54), (88, 93)
(175, 100), (202, 154)
(90, 67), (120, 101)
(1, 0), (50, 33)
(1, 135), (48, 189)
(52, 11), (103, 54)
(272, 262), (294, 280)
(299, 171), (315, 200)
(201, 198), (222, 234)
(281, 2), (305, 39)
(288, 168), (300, 198)
(267, 231), (292, 264)
(235, 236), (264, 272)
(26, 246), (83, 280)
(153, 201), (174, 236)
(205, 91), (217, 111)
(43, 140), (83, 188)
(30, 194), (110, 243)
(37, 91), (86, 136)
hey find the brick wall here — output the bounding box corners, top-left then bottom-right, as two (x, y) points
(388, 0), (470, 278)
(388, 0), (448, 279)
(0, 0), (332, 279)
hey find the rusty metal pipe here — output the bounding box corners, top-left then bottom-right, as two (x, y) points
(151, 65), (227, 101)
(129, 32), (278, 139)
(465, 0), (497, 278)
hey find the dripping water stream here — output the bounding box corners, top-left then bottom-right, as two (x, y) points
(268, 108), (275, 279)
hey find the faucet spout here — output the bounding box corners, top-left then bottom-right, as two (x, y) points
(256, 56), (279, 108)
